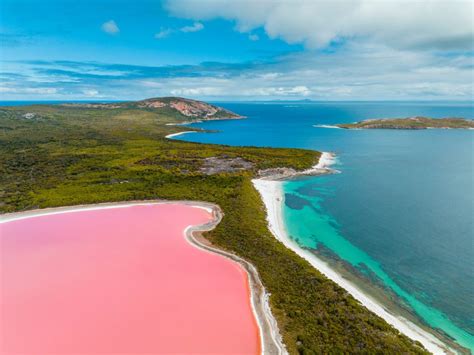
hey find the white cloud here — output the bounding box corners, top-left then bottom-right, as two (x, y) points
(248, 34), (259, 41)
(180, 22), (204, 33)
(5, 40), (472, 101)
(155, 28), (173, 39)
(165, 0), (474, 50)
(259, 72), (280, 79)
(82, 89), (99, 97)
(156, 22), (204, 39)
(244, 85), (311, 96)
(171, 86), (223, 96)
(141, 42), (473, 100)
(0, 87), (58, 94)
(101, 20), (120, 35)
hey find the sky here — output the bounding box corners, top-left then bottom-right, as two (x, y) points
(1, 0), (473, 101)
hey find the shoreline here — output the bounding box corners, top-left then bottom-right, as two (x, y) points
(164, 115), (246, 139)
(256, 152), (339, 182)
(165, 115), (246, 127)
(164, 131), (197, 139)
(0, 200), (286, 355)
(252, 153), (456, 355)
(313, 124), (342, 129)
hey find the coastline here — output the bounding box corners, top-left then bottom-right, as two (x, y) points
(164, 131), (197, 139)
(313, 124), (342, 129)
(252, 153), (455, 355)
(185, 205), (287, 355)
(0, 200), (286, 355)
(165, 115), (246, 127)
(165, 115), (246, 138)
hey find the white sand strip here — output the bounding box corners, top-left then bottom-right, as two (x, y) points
(299, 151), (339, 175)
(252, 153), (454, 355)
(165, 131), (197, 139)
(313, 124), (342, 129)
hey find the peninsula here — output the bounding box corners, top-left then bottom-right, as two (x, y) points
(1, 97), (431, 354)
(61, 97), (243, 121)
(336, 116), (474, 130)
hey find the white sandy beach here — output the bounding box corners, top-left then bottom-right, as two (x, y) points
(313, 124), (342, 129)
(303, 151), (339, 174)
(164, 131), (197, 139)
(252, 153), (454, 355)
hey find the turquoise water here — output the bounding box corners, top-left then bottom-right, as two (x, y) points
(174, 101), (474, 351)
(284, 178), (474, 350)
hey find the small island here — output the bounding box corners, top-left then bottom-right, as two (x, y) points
(336, 116), (474, 130)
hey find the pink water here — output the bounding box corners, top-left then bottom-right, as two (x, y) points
(0, 204), (260, 355)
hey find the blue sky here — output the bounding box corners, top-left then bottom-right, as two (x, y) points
(1, 0), (473, 101)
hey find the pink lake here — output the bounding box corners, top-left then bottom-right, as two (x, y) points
(0, 204), (260, 355)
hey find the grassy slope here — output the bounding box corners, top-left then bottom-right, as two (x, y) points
(0, 104), (427, 354)
(337, 117), (474, 129)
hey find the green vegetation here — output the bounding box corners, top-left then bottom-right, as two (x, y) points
(337, 116), (474, 129)
(1, 99), (428, 354)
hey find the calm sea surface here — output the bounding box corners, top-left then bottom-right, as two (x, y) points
(3, 100), (473, 350)
(176, 101), (474, 351)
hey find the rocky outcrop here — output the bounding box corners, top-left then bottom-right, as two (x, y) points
(61, 97), (242, 121)
(136, 97), (242, 120)
(200, 156), (254, 175)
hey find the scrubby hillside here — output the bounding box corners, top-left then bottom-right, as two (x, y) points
(337, 116), (474, 129)
(58, 97), (241, 121)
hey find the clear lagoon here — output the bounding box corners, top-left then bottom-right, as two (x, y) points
(176, 101), (474, 351)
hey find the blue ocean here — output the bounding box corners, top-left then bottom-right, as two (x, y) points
(174, 101), (474, 351)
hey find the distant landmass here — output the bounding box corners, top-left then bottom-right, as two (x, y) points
(336, 116), (474, 130)
(60, 97), (242, 121)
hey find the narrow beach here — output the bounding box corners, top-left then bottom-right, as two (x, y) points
(164, 131), (197, 139)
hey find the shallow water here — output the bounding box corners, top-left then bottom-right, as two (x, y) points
(176, 101), (474, 351)
(1, 204), (260, 354)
